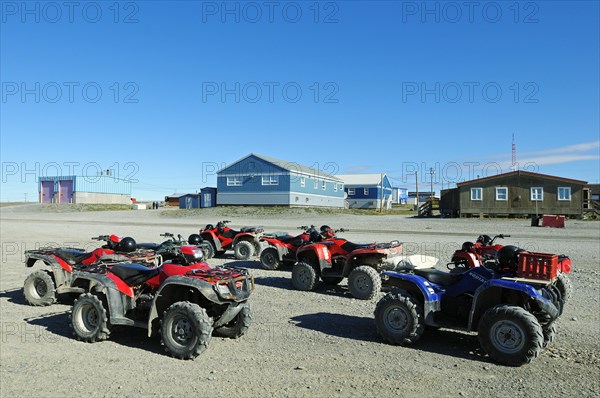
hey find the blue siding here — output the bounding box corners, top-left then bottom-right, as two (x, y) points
(179, 194), (201, 209)
(200, 187), (217, 208)
(289, 174), (344, 198)
(218, 174), (292, 193)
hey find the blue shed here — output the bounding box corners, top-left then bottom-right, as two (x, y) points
(392, 187), (409, 204)
(200, 187), (217, 208)
(179, 194), (201, 209)
(337, 174), (393, 209)
(217, 153), (344, 208)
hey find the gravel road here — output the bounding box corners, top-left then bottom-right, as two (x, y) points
(1, 205), (598, 397)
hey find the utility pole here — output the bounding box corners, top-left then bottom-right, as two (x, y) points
(379, 173), (384, 213)
(415, 172), (419, 211)
(429, 167), (435, 198)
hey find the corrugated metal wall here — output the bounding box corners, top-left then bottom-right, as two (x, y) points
(74, 176), (132, 195)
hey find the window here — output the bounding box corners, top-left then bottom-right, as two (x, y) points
(334, 183), (337, 192)
(470, 187), (482, 201)
(338, 183), (343, 191)
(348, 188), (355, 196)
(300, 177), (306, 188)
(531, 187), (543, 201)
(364, 188), (369, 195)
(314, 179), (318, 189)
(262, 176), (279, 186)
(496, 187), (508, 201)
(558, 187), (571, 201)
(227, 176), (242, 186)
(322, 180), (326, 190)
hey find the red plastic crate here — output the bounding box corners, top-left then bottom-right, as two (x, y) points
(518, 252), (558, 280)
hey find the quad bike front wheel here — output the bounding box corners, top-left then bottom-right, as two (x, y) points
(213, 304), (253, 339)
(234, 241), (255, 260)
(555, 273), (573, 305)
(478, 305), (544, 366)
(347, 266), (382, 300)
(23, 269), (57, 306)
(291, 262), (318, 291)
(161, 302), (213, 359)
(202, 243), (215, 259)
(260, 247), (281, 270)
(374, 290), (424, 345)
(70, 293), (111, 342)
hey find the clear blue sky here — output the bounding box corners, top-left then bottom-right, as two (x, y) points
(1, 1), (599, 201)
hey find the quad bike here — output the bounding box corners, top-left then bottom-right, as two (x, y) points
(136, 232), (214, 260)
(23, 235), (160, 306)
(258, 225), (324, 270)
(200, 220), (264, 260)
(448, 234), (573, 304)
(69, 245), (254, 359)
(374, 245), (566, 366)
(291, 228), (437, 300)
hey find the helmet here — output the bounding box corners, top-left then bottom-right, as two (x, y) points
(321, 228), (335, 239)
(320, 225), (331, 232)
(461, 241), (475, 251)
(496, 245), (524, 271)
(188, 234), (203, 245)
(309, 229), (322, 242)
(204, 224), (214, 231)
(178, 245), (203, 264)
(117, 237), (137, 253)
(477, 235), (493, 246)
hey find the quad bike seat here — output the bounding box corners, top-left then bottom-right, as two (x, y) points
(280, 236), (304, 246)
(55, 249), (93, 265)
(414, 268), (463, 287)
(220, 229), (238, 239)
(137, 243), (161, 251)
(341, 241), (373, 253)
(240, 226), (260, 233)
(110, 263), (160, 286)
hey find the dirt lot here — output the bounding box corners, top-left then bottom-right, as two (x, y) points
(1, 205), (599, 397)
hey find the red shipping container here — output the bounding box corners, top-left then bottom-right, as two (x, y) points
(542, 215), (565, 228)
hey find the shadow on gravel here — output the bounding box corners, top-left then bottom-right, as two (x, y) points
(25, 311), (73, 338)
(290, 312), (489, 363)
(223, 260), (262, 270)
(253, 277), (351, 299)
(0, 288), (27, 305)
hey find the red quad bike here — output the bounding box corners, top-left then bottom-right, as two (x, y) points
(200, 220), (264, 260)
(23, 235), (160, 306)
(448, 234), (573, 304)
(258, 225), (324, 270)
(291, 228), (408, 300)
(68, 245), (254, 359)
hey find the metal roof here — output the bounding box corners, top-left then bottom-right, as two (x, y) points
(218, 153), (343, 182)
(456, 170), (588, 187)
(336, 174), (383, 186)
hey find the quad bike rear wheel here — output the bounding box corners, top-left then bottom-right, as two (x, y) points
(234, 241), (255, 260)
(374, 290), (424, 345)
(555, 273), (572, 305)
(213, 304), (253, 339)
(202, 243), (215, 259)
(292, 262), (318, 291)
(260, 247), (281, 270)
(478, 305), (543, 366)
(161, 302), (213, 359)
(348, 266), (381, 300)
(23, 269), (56, 306)
(70, 293), (111, 342)
(542, 321), (557, 349)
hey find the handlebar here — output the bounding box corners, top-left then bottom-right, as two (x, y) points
(219, 220), (231, 224)
(490, 234), (510, 245)
(298, 225), (316, 230)
(91, 235), (110, 241)
(160, 232), (174, 237)
(335, 228), (348, 233)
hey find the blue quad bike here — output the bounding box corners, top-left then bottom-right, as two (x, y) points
(374, 246), (565, 366)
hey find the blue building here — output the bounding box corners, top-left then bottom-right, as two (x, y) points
(179, 194), (201, 209)
(200, 187), (217, 208)
(337, 174), (393, 209)
(217, 154), (345, 208)
(39, 175), (131, 204)
(392, 187), (409, 204)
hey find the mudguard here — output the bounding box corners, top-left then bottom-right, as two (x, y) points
(146, 275), (253, 335)
(71, 272), (136, 325)
(24, 253), (72, 288)
(296, 243), (332, 271)
(232, 232), (258, 247)
(201, 231), (223, 251)
(468, 279), (559, 331)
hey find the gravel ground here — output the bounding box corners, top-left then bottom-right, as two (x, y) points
(1, 205), (599, 397)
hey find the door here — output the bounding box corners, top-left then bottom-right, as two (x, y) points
(40, 181), (54, 203)
(186, 197), (192, 209)
(203, 193), (212, 207)
(58, 180), (73, 204)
